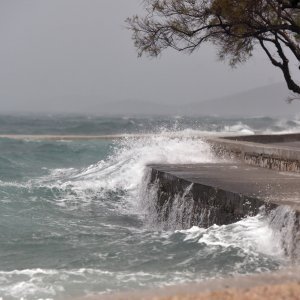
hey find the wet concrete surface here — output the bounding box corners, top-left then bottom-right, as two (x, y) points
(149, 163), (300, 212)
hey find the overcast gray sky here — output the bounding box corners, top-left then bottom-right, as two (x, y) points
(0, 0), (284, 114)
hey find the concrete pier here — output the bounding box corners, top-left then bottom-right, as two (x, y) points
(207, 133), (300, 172)
(149, 163), (300, 223)
(148, 162), (300, 257)
(147, 134), (300, 258)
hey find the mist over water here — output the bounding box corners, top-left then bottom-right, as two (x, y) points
(0, 115), (296, 299)
(1, 114), (300, 135)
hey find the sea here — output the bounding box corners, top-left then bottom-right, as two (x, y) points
(0, 114), (299, 300)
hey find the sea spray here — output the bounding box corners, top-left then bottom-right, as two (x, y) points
(138, 169), (195, 230)
(160, 183), (194, 230)
(33, 133), (217, 212)
(268, 206), (300, 259)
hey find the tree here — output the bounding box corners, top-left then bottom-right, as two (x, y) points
(127, 0), (300, 97)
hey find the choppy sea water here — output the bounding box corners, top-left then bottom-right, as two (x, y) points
(0, 114), (299, 300)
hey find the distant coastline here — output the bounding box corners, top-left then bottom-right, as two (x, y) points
(0, 134), (150, 140)
(0, 132), (226, 140)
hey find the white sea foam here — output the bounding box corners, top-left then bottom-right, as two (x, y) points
(174, 213), (284, 258)
(15, 132), (219, 212)
(0, 268), (198, 299)
(262, 116), (300, 134)
(223, 122), (255, 135)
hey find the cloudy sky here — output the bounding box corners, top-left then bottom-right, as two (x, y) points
(0, 0), (284, 114)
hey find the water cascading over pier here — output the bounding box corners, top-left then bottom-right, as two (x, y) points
(141, 134), (300, 259)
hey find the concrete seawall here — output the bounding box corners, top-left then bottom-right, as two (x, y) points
(148, 163), (300, 257)
(149, 164), (271, 228)
(146, 134), (300, 258)
(207, 133), (300, 172)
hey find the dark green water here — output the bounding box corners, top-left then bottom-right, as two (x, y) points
(0, 115), (296, 299)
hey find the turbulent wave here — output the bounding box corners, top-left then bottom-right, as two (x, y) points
(0, 214), (287, 299)
(0, 124), (297, 299)
(0, 133), (216, 212)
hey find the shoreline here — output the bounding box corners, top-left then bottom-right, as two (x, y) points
(86, 267), (300, 300)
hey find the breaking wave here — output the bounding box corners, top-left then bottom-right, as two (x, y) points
(0, 133), (217, 211)
(0, 128), (297, 299)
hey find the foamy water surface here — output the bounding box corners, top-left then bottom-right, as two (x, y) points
(0, 115), (298, 299)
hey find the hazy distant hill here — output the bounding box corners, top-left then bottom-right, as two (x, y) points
(99, 99), (176, 116)
(98, 83), (300, 117)
(184, 82), (300, 117)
